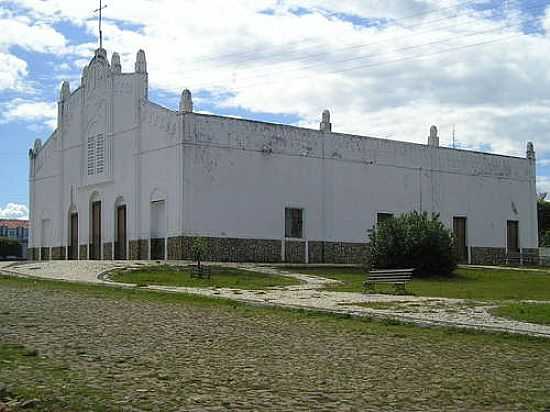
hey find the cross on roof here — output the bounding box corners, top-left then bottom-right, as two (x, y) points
(93, 0), (108, 50)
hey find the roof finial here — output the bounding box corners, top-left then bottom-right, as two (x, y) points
(93, 0), (108, 50)
(428, 125), (439, 147)
(320, 109), (332, 132)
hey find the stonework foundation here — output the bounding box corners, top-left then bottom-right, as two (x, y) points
(284, 240), (306, 263)
(40, 247), (50, 261)
(79, 244), (88, 260)
(470, 247), (506, 265)
(308, 241), (369, 264)
(167, 236), (282, 262)
(150, 238), (165, 260)
(129, 240), (149, 260)
(28, 248), (38, 260)
(51, 246), (66, 260)
(103, 242), (113, 260)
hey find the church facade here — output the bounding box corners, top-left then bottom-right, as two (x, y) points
(28, 47), (539, 264)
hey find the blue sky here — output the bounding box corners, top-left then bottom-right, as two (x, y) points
(2, 0), (550, 219)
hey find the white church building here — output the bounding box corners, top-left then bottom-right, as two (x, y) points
(28, 47), (539, 264)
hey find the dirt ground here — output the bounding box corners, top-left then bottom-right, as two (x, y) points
(1, 281), (549, 411)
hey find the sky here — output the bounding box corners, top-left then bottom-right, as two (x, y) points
(1, 0), (550, 219)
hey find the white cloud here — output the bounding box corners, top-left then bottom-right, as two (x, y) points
(3, 0), (550, 160)
(0, 52), (28, 91)
(0, 17), (67, 53)
(0, 99), (57, 129)
(0, 203), (29, 220)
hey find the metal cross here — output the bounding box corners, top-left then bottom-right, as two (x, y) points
(93, 0), (108, 49)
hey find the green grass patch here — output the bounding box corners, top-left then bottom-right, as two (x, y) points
(284, 266), (550, 300)
(109, 265), (301, 290)
(491, 303), (550, 325)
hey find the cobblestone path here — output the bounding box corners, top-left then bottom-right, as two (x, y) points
(2, 261), (550, 337)
(1, 283), (550, 411)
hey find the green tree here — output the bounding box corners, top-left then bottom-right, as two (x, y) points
(191, 236), (208, 268)
(368, 211), (457, 277)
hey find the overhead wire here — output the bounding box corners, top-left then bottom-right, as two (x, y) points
(173, 0), (537, 84)
(180, 1), (546, 92)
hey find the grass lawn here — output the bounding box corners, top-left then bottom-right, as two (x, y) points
(109, 264), (301, 290)
(491, 303), (550, 325)
(1, 274), (550, 411)
(283, 266), (550, 300)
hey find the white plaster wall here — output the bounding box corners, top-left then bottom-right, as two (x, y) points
(29, 50), (538, 254)
(181, 113), (538, 249)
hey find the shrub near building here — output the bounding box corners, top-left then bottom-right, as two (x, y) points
(368, 212), (457, 277)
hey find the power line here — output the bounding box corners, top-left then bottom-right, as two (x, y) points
(183, 4), (546, 92)
(175, 0), (538, 82)
(174, 0), (485, 67)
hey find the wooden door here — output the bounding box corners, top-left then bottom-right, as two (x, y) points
(507, 220), (519, 253)
(69, 213), (78, 260)
(115, 205), (127, 259)
(453, 217), (467, 262)
(91, 201), (101, 260)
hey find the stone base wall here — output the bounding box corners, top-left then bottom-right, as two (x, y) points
(470, 247), (507, 265)
(31, 237), (368, 263)
(129, 240), (149, 260)
(79, 244), (88, 260)
(151, 238), (165, 260)
(103, 242), (113, 260)
(40, 247), (50, 261)
(284, 240), (305, 263)
(308, 241), (369, 264)
(51, 246), (66, 260)
(28, 248), (39, 260)
(521, 248), (539, 266)
(166, 236), (368, 264)
(167, 236), (282, 262)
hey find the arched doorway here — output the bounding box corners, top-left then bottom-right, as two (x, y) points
(114, 196), (127, 260)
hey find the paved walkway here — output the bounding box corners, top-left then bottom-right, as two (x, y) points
(1, 260), (550, 338)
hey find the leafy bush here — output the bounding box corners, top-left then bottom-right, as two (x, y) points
(540, 231), (550, 247)
(367, 211), (457, 277)
(0, 237), (22, 258)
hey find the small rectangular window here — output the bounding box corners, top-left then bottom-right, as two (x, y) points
(377, 212), (393, 225)
(285, 208), (303, 238)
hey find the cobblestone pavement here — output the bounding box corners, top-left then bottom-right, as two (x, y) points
(1, 283), (550, 411)
(2, 261), (550, 338)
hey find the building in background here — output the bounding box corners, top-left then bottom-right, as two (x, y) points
(27, 47), (539, 264)
(0, 219), (30, 258)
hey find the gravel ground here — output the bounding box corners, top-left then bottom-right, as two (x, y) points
(1, 282), (550, 411)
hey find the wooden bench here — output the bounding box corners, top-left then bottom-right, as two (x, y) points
(363, 268), (414, 294)
(190, 265), (211, 279)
